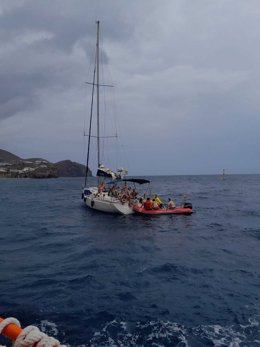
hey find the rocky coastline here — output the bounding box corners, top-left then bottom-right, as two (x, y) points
(0, 149), (92, 179)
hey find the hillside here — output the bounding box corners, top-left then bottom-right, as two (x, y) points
(0, 149), (92, 178)
(0, 149), (22, 163)
(55, 160), (91, 177)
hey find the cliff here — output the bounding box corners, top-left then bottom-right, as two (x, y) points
(0, 149), (92, 178)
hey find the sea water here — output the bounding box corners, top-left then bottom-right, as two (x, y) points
(0, 175), (259, 346)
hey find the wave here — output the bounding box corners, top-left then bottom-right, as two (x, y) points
(38, 315), (260, 347)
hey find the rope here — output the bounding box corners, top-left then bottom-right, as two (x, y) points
(0, 318), (66, 347)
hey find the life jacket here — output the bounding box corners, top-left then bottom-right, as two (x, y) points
(144, 200), (152, 210)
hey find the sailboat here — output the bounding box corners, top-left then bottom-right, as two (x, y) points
(82, 21), (149, 214)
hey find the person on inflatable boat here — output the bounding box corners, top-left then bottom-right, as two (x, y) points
(144, 197), (152, 210)
(137, 198), (144, 207)
(167, 198), (176, 209)
(153, 194), (163, 208)
(151, 199), (159, 210)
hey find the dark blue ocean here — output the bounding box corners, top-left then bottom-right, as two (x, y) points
(0, 175), (260, 346)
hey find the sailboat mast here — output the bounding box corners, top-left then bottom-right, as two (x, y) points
(96, 20), (100, 168)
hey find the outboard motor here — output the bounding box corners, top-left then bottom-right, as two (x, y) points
(183, 202), (192, 209)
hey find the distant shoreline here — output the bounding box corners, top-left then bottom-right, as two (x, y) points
(0, 148), (92, 178)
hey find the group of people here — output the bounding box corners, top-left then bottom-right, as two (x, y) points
(96, 181), (137, 203)
(97, 181), (175, 209)
(138, 195), (175, 210)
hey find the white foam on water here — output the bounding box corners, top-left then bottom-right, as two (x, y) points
(88, 315), (260, 347)
(240, 316), (259, 329)
(37, 314), (260, 346)
(38, 320), (59, 337)
(88, 320), (188, 347)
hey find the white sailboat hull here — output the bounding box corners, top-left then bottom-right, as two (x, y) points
(84, 192), (134, 215)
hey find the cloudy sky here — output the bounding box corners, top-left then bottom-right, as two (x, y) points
(1, 0), (260, 175)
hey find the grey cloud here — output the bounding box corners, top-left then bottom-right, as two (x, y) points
(1, 0), (260, 174)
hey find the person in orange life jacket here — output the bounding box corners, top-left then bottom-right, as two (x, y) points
(144, 197), (152, 210)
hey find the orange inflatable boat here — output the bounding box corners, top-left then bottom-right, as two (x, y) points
(133, 204), (193, 215)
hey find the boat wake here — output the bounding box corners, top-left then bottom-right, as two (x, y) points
(38, 315), (260, 347)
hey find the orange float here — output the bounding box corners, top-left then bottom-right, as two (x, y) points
(0, 316), (22, 341)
